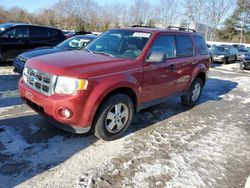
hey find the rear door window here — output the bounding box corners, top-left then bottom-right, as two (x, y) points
(194, 36), (208, 55)
(175, 35), (194, 57)
(30, 27), (48, 37)
(150, 35), (175, 59)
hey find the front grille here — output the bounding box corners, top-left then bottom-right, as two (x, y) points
(23, 67), (56, 96)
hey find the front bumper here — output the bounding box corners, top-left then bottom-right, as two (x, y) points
(213, 56), (226, 63)
(242, 61), (250, 69)
(237, 55), (246, 61)
(19, 78), (91, 133)
(13, 59), (25, 74)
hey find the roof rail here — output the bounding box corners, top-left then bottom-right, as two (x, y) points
(167, 26), (196, 33)
(131, 25), (156, 28)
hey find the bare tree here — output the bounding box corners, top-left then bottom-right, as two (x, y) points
(130, 0), (153, 25)
(204, 0), (235, 40)
(157, 0), (181, 28)
(53, 0), (98, 30)
(184, 0), (206, 30)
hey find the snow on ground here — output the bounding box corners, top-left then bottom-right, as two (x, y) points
(0, 64), (250, 187)
(246, 176), (250, 188)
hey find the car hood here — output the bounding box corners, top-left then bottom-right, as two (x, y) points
(20, 47), (65, 60)
(26, 51), (136, 78)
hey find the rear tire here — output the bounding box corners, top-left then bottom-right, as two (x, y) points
(181, 78), (203, 107)
(93, 94), (134, 141)
(233, 57), (237, 63)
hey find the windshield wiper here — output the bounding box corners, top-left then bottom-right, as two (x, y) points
(92, 51), (115, 57)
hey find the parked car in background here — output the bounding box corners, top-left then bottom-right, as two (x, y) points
(63, 30), (92, 38)
(19, 26), (211, 140)
(232, 44), (249, 60)
(211, 45), (237, 64)
(13, 34), (97, 74)
(0, 23), (66, 63)
(240, 54), (250, 70)
(236, 47), (249, 61)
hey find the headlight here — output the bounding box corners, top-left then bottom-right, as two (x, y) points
(218, 55), (225, 58)
(22, 66), (28, 83)
(55, 76), (88, 94)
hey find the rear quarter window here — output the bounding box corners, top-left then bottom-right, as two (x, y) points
(47, 28), (58, 37)
(194, 36), (208, 55)
(175, 35), (194, 57)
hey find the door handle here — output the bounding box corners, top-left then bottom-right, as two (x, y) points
(169, 64), (176, 70)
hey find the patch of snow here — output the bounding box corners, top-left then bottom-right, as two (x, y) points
(29, 124), (40, 134)
(0, 68), (18, 75)
(245, 175), (250, 188)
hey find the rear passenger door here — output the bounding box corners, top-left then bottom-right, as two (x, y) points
(29, 26), (51, 49)
(173, 35), (197, 92)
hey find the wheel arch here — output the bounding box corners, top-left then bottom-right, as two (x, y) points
(79, 74), (141, 129)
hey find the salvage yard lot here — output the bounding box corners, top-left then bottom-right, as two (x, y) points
(0, 62), (250, 188)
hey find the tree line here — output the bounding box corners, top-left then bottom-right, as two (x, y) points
(0, 0), (249, 43)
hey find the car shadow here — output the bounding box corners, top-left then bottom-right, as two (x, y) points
(211, 62), (224, 68)
(127, 77), (238, 134)
(0, 77), (237, 187)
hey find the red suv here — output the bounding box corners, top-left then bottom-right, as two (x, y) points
(19, 26), (210, 140)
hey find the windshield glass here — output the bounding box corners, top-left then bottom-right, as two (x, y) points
(0, 23), (13, 33)
(212, 46), (229, 53)
(85, 30), (151, 59)
(57, 36), (93, 50)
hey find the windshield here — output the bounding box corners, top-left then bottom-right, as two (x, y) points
(56, 36), (94, 50)
(0, 23), (13, 33)
(85, 30), (151, 59)
(212, 46), (229, 53)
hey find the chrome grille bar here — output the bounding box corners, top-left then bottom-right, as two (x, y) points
(23, 67), (57, 96)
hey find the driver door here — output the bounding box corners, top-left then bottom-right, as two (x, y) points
(142, 34), (178, 103)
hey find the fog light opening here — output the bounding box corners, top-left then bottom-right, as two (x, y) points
(58, 108), (72, 119)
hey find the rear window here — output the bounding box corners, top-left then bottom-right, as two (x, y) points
(176, 35), (194, 57)
(194, 36), (208, 55)
(30, 27), (48, 37)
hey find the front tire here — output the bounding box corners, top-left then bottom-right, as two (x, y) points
(181, 78), (203, 107)
(93, 94), (134, 141)
(224, 57), (228, 64)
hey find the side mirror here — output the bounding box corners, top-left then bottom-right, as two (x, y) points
(146, 52), (166, 63)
